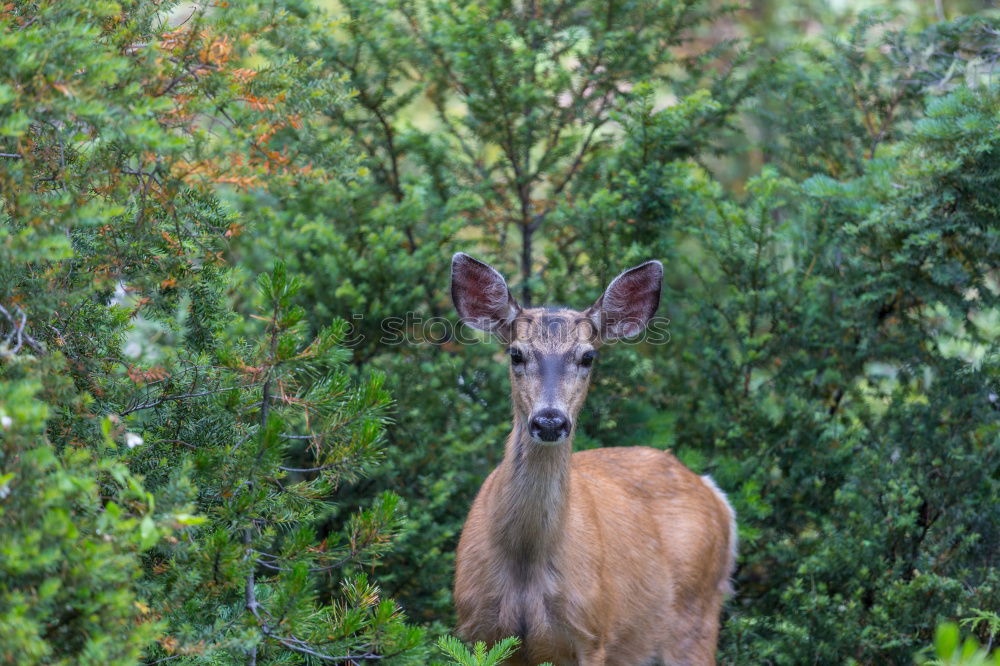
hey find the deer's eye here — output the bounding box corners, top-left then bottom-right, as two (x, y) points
(580, 350), (597, 368)
(509, 347), (526, 365)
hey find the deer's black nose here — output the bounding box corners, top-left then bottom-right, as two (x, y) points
(530, 409), (570, 442)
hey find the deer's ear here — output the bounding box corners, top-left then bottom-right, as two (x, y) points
(586, 260), (663, 341)
(451, 253), (521, 335)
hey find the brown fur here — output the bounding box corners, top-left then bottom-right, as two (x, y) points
(453, 306), (737, 666)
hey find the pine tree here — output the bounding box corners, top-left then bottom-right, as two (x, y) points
(2, 1), (426, 662)
(131, 263), (425, 662)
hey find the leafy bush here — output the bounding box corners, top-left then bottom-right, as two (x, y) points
(0, 365), (161, 665)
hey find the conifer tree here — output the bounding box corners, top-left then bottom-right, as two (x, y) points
(131, 263), (426, 662)
(1, 1), (426, 662)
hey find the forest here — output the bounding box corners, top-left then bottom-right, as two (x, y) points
(1, 0), (999, 664)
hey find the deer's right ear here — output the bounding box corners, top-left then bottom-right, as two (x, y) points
(451, 253), (520, 336)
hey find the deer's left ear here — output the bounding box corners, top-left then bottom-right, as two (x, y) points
(585, 260), (663, 341)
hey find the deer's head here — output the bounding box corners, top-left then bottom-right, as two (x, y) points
(451, 253), (662, 444)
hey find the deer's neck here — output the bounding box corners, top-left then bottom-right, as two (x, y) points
(491, 418), (572, 571)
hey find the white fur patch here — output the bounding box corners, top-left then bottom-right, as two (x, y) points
(701, 474), (738, 595)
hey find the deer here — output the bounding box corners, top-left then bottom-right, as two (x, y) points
(450, 253), (737, 666)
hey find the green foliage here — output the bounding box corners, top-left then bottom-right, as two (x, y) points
(922, 621), (1000, 666)
(2, 0), (424, 663)
(962, 610), (1000, 646)
(3, 0), (1000, 663)
(132, 262), (426, 662)
(0, 366), (162, 665)
(437, 636), (522, 666)
(613, 28), (1000, 662)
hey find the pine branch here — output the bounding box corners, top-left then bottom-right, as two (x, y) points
(0, 304), (44, 357)
(244, 588), (387, 662)
(120, 385), (246, 416)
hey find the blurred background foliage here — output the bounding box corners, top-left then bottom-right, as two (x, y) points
(1, 0), (999, 664)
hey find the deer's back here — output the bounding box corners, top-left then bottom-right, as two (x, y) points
(568, 446), (734, 604)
